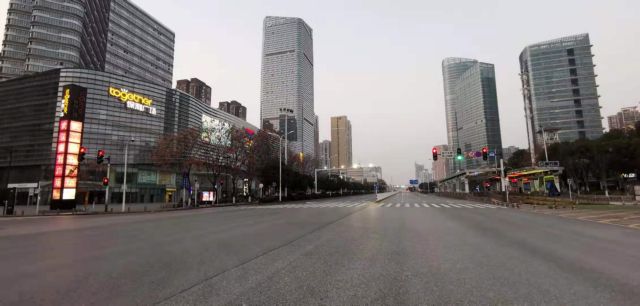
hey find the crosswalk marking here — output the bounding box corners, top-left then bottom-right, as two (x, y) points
(242, 201), (504, 209)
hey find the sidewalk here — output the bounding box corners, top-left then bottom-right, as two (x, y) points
(1, 202), (243, 217)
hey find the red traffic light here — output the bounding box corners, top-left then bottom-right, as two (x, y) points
(432, 147), (438, 161)
(102, 177), (109, 186)
(80, 147), (87, 154)
(482, 147), (489, 161)
(98, 149), (105, 157)
(482, 147), (488, 153)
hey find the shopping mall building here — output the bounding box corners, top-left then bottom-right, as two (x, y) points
(0, 69), (258, 208)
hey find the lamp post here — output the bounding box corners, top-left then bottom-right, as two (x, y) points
(268, 130), (293, 202)
(122, 138), (134, 212)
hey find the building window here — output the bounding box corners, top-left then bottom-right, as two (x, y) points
(579, 131), (587, 140)
(570, 68), (578, 77)
(577, 120), (585, 129)
(571, 78), (579, 87)
(575, 110), (583, 118)
(567, 48), (575, 57)
(568, 58), (576, 66)
(572, 89), (581, 97)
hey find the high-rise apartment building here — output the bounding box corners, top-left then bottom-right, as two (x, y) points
(442, 58), (503, 171)
(260, 16), (316, 159)
(218, 101), (247, 121)
(520, 34), (603, 163)
(432, 144), (450, 181)
(0, 0), (175, 87)
(330, 116), (352, 169)
(607, 106), (640, 131)
(415, 163), (425, 182)
(319, 140), (331, 169)
(177, 78), (212, 105)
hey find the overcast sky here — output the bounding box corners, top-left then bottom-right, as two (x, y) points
(1, 0), (638, 185)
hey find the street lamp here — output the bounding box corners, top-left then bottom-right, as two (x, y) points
(268, 130), (293, 202)
(122, 138), (135, 212)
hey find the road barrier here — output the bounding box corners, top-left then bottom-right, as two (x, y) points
(375, 191), (399, 202)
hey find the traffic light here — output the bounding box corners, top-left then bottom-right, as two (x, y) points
(432, 147), (438, 161)
(97, 149), (105, 164)
(482, 147), (489, 161)
(79, 146), (87, 162)
(456, 148), (463, 161)
(102, 177), (109, 187)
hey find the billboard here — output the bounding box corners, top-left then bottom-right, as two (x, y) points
(52, 85), (87, 210)
(201, 114), (231, 146)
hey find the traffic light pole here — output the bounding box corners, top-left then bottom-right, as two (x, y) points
(105, 161), (110, 207)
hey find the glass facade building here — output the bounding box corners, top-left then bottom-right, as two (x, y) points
(520, 34), (603, 163)
(0, 0), (174, 87)
(0, 69), (257, 206)
(442, 58), (503, 171)
(260, 16), (316, 160)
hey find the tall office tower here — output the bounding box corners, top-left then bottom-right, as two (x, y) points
(176, 78), (212, 105)
(442, 58), (503, 170)
(260, 16), (316, 159)
(330, 116), (352, 169)
(219, 101), (247, 120)
(314, 115), (320, 166)
(0, 0), (175, 87)
(319, 140), (331, 169)
(520, 34), (603, 163)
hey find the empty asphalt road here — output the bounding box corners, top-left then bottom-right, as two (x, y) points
(1, 192), (639, 305)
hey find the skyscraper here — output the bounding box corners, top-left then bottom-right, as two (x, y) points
(177, 78), (212, 105)
(330, 116), (352, 169)
(0, 0), (175, 87)
(319, 140), (331, 169)
(260, 16), (316, 159)
(442, 58), (503, 171)
(520, 34), (603, 163)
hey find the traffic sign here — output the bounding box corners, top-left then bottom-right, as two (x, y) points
(441, 151), (454, 158)
(489, 151), (496, 157)
(410, 179), (419, 185)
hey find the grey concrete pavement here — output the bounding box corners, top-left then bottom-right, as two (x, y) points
(1, 192), (639, 305)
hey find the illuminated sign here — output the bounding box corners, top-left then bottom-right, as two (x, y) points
(109, 86), (156, 115)
(52, 85), (87, 210)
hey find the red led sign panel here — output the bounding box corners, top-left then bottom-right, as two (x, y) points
(52, 85), (87, 208)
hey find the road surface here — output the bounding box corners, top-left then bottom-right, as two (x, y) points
(1, 192), (639, 305)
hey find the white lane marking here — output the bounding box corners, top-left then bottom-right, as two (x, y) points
(422, 204), (430, 208)
(431, 204), (441, 208)
(405, 203), (410, 208)
(396, 204), (401, 208)
(460, 204), (475, 208)
(440, 204), (451, 208)
(385, 203), (393, 208)
(357, 203), (368, 207)
(472, 204), (489, 208)
(414, 204), (420, 208)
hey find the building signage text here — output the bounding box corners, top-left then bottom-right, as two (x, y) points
(108, 86), (156, 115)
